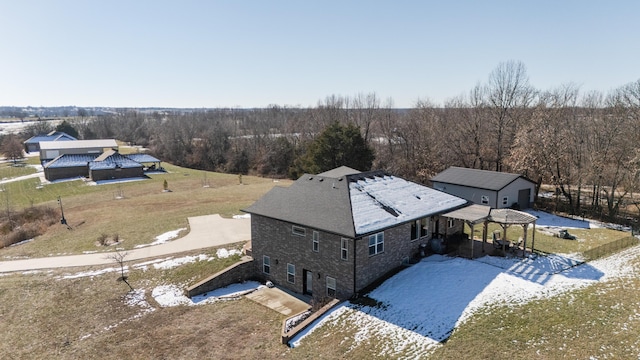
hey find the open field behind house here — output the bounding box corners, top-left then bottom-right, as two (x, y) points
(0, 163), (291, 258)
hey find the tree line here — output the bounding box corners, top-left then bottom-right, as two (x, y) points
(6, 60), (640, 223)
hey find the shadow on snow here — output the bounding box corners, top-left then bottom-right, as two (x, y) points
(351, 253), (603, 343)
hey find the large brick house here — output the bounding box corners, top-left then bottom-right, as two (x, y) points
(243, 166), (468, 301)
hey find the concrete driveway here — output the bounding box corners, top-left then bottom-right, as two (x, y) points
(0, 214), (250, 273)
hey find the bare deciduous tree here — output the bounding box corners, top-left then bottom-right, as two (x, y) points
(107, 250), (133, 291)
(485, 60), (535, 172)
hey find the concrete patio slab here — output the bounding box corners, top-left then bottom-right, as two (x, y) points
(246, 287), (311, 316)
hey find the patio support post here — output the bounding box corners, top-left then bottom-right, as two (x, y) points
(522, 224), (528, 258)
(482, 221), (488, 253)
(470, 222), (475, 259)
(531, 221), (536, 256)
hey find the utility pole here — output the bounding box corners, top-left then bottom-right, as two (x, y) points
(57, 196), (67, 225)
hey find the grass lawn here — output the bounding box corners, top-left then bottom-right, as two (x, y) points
(0, 247), (292, 360)
(430, 252), (640, 359)
(465, 222), (631, 257)
(0, 163), (291, 258)
(0, 162), (37, 179)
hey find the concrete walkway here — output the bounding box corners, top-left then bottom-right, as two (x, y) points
(0, 214), (250, 273)
(246, 287), (311, 316)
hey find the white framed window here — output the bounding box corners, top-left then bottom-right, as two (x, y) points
(312, 231), (319, 252)
(326, 276), (336, 297)
(448, 218), (455, 228)
(287, 263), (295, 283)
(368, 232), (384, 256)
(341, 238), (348, 260)
(481, 195), (489, 205)
(292, 225), (306, 237)
(263, 255), (270, 274)
(502, 196), (509, 206)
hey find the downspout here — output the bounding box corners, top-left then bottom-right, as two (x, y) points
(353, 237), (357, 297)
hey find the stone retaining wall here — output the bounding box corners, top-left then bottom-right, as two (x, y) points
(186, 256), (256, 298)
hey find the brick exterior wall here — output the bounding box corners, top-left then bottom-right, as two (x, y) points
(251, 214), (464, 301)
(251, 215), (355, 301)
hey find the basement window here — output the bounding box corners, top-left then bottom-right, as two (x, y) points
(292, 225), (306, 237)
(481, 195), (489, 205)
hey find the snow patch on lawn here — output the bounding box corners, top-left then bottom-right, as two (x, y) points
(152, 281), (262, 307)
(135, 228), (187, 248)
(216, 248), (242, 258)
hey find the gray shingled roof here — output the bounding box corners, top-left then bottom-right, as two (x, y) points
(244, 173), (356, 236)
(431, 167), (532, 191)
(244, 168), (467, 237)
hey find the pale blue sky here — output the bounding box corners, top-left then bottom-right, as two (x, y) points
(1, 1), (639, 108)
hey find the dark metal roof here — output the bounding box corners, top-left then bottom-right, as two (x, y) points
(44, 154), (98, 168)
(126, 153), (161, 163)
(431, 167), (533, 191)
(24, 132), (77, 144)
(89, 152), (143, 170)
(44, 151), (144, 171)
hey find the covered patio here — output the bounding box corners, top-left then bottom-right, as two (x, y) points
(444, 205), (538, 259)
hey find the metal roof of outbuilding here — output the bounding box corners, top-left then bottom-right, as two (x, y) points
(39, 139), (118, 150)
(431, 167), (533, 191)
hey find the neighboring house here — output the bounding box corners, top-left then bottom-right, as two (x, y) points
(23, 131), (77, 153)
(431, 167), (536, 209)
(243, 166), (468, 301)
(88, 150), (144, 181)
(39, 139), (119, 163)
(43, 150), (158, 182)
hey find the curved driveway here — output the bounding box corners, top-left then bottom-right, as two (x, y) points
(0, 214), (250, 273)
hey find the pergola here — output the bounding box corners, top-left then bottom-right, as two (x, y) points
(444, 205), (538, 258)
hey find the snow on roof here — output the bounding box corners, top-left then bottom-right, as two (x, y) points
(350, 174), (467, 235)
